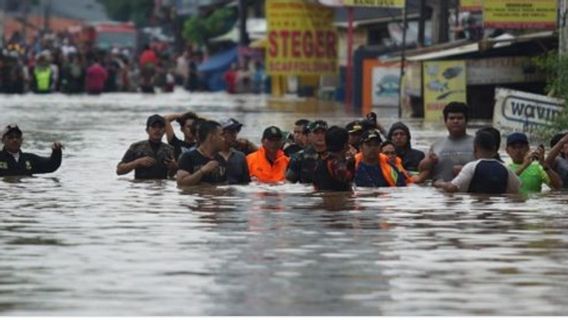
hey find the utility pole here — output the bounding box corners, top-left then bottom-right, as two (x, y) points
(43, 0), (52, 32)
(418, 0), (426, 47)
(0, 0), (5, 47)
(432, 0), (449, 44)
(560, 0), (568, 56)
(238, 0), (249, 66)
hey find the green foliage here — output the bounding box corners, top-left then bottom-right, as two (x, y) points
(182, 7), (237, 46)
(97, 0), (154, 27)
(533, 51), (568, 139)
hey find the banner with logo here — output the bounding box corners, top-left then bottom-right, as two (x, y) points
(493, 88), (564, 133)
(483, 0), (557, 29)
(423, 60), (467, 121)
(266, 0), (337, 76)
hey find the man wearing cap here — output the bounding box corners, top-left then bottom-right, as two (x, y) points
(177, 120), (228, 186)
(221, 118), (258, 156)
(419, 102), (476, 183)
(387, 122), (425, 173)
(246, 126), (289, 183)
(506, 132), (562, 193)
(354, 129), (408, 188)
(116, 115), (177, 179)
(0, 124), (63, 177)
(346, 120), (365, 152)
(283, 119), (310, 157)
(163, 111), (199, 160)
(286, 120), (328, 184)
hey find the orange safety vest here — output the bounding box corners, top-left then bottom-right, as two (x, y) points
(246, 146), (290, 183)
(355, 152), (413, 186)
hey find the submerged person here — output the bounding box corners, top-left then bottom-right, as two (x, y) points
(0, 123), (63, 177)
(220, 118), (258, 156)
(354, 131), (407, 188)
(546, 132), (568, 188)
(283, 119), (310, 157)
(219, 126), (251, 185)
(116, 115), (177, 179)
(419, 102), (475, 183)
(246, 126), (289, 183)
(434, 131), (521, 194)
(286, 120), (328, 184)
(313, 126), (355, 192)
(506, 132), (562, 193)
(177, 120), (227, 186)
(477, 126), (503, 162)
(387, 122), (425, 172)
(164, 111), (199, 160)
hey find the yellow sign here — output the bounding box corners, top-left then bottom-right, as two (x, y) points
(266, 0), (337, 76)
(423, 61), (467, 122)
(342, 0), (405, 8)
(483, 0), (557, 29)
(460, 0), (482, 11)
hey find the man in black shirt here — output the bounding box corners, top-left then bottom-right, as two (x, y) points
(0, 123), (63, 177)
(164, 111), (198, 160)
(286, 120), (328, 183)
(283, 119), (310, 157)
(387, 122), (425, 172)
(177, 120), (227, 186)
(220, 118), (258, 155)
(116, 114), (177, 179)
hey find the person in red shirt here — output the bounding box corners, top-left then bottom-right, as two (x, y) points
(224, 63), (238, 94)
(85, 58), (108, 95)
(139, 45), (158, 67)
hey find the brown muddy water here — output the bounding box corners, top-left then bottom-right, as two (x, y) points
(1, 92), (568, 316)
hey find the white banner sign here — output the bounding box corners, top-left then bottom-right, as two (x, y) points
(493, 88), (565, 132)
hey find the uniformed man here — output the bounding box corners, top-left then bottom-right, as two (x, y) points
(0, 123), (63, 177)
(116, 114), (177, 179)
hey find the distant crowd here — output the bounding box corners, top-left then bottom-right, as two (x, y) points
(3, 101), (568, 196)
(0, 30), (266, 95)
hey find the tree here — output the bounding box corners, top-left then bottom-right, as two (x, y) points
(181, 7), (237, 46)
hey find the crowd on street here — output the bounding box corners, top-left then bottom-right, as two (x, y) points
(0, 30), (266, 95)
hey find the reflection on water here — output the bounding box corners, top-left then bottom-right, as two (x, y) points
(2, 92), (568, 315)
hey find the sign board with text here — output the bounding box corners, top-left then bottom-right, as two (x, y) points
(493, 88), (565, 132)
(483, 0), (557, 29)
(267, 0), (338, 76)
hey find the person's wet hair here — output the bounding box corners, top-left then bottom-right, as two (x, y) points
(380, 140), (395, 150)
(177, 111), (198, 127)
(443, 102), (469, 122)
(295, 119), (310, 134)
(550, 132), (568, 148)
(325, 126), (348, 153)
(477, 126), (501, 152)
(474, 131), (498, 153)
(197, 120), (220, 144)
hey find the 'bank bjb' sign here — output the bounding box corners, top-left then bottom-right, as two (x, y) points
(493, 88), (565, 132)
(266, 0), (338, 76)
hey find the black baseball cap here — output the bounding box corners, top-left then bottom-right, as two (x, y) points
(506, 132), (529, 146)
(307, 120), (328, 133)
(360, 129), (383, 144)
(262, 126), (284, 140)
(346, 120), (364, 134)
(221, 118), (243, 132)
(146, 114), (166, 128)
(1, 123), (22, 138)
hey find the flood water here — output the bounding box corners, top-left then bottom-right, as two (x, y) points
(1, 91), (568, 316)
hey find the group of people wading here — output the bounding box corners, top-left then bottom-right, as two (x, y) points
(3, 101), (568, 195)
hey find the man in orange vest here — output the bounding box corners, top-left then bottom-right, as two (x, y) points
(354, 129), (408, 188)
(246, 126), (289, 183)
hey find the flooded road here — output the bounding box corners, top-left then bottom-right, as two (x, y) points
(1, 92), (568, 315)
